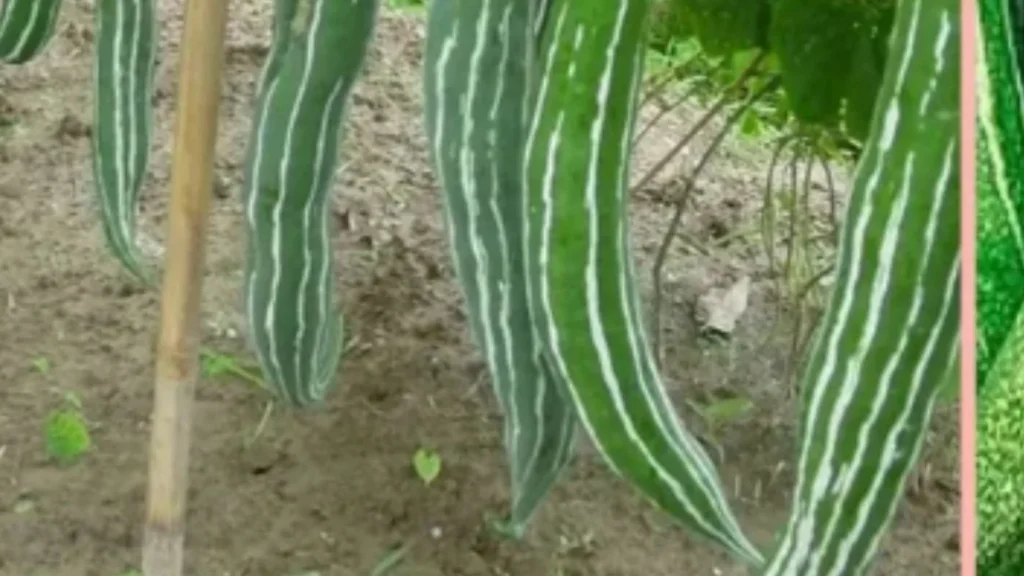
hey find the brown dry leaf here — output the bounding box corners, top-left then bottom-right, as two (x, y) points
(695, 275), (751, 336)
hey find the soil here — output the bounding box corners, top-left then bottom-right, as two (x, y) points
(0, 2), (959, 575)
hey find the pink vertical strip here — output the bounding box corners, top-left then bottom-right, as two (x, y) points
(960, 0), (977, 573)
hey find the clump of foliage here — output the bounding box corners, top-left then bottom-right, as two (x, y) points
(44, 393), (90, 465)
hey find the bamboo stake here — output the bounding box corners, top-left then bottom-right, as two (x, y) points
(142, 0), (230, 574)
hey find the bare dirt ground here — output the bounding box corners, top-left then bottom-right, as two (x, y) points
(0, 2), (959, 575)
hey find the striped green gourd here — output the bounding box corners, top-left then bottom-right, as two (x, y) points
(0, 0), (62, 63)
(241, 0), (378, 407)
(977, 0), (1024, 390)
(423, 0), (577, 536)
(520, 0), (762, 565)
(762, 0), (959, 573)
(91, 0), (158, 282)
(977, 0), (1024, 571)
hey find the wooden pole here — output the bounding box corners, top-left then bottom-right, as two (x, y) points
(142, 0), (229, 574)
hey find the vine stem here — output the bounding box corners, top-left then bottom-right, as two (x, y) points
(634, 78), (706, 146)
(650, 77), (781, 367)
(639, 51), (702, 109)
(630, 51), (765, 195)
(142, 1), (229, 574)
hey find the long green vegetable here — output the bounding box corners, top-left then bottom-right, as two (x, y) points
(977, 0), (1024, 571)
(91, 0), (157, 282)
(423, 0), (577, 535)
(0, 0), (62, 63)
(521, 0), (761, 565)
(763, 0), (959, 573)
(241, 0), (378, 407)
(977, 0), (1024, 390)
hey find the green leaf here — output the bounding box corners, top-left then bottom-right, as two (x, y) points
(687, 0), (770, 56)
(201, 352), (235, 378)
(770, 0), (860, 128)
(44, 409), (90, 464)
(31, 356), (50, 374)
(699, 397), (754, 428)
(739, 109), (763, 138)
(412, 448), (441, 485)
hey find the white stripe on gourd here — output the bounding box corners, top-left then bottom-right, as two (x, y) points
(522, 0), (760, 565)
(242, 0), (377, 407)
(762, 0), (958, 573)
(0, 0), (62, 63)
(91, 0), (156, 282)
(423, 0), (577, 534)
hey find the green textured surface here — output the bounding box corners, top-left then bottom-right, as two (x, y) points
(979, 309), (1024, 574)
(977, 0), (1024, 389)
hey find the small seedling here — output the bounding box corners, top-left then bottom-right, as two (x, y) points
(31, 356), (50, 374)
(413, 448), (441, 485)
(370, 542), (412, 576)
(63, 390), (83, 410)
(44, 391), (90, 465)
(687, 396), (755, 466)
(200, 348), (266, 391)
(44, 409), (90, 465)
(698, 396), (755, 431)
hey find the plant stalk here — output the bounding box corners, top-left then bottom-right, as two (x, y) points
(142, 0), (229, 574)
